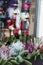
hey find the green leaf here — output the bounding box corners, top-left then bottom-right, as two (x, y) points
(7, 35), (15, 43)
(19, 50), (28, 56)
(26, 53), (31, 59)
(31, 50), (40, 58)
(19, 35), (22, 41)
(34, 56), (37, 60)
(3, 60), (7, 65)
(0, 58), (6, 65)
(0, 58), (3, 64)
(4, 62), (12, 65)
(23, 59), (32, 65)
(17, 55), (24, 63)
(40, 54), (43, 59)
(7, 57), (15, 62)
(11, 60), (19, 65)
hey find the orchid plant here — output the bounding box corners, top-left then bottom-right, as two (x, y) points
(0, 35), (43, 65)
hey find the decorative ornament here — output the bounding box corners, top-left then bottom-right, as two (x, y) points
(7, 19), (11, 27)
(13, 28), (18, 34)
(21, 12), (30, 21)
(22, 0), (30, 9)
(24, 30), (29, 35)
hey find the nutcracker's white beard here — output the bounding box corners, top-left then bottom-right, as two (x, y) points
(7, 7), (21, 29)
(7, 7), (16, 19)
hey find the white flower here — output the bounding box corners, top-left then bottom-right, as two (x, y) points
(9, 40), (24, 56)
